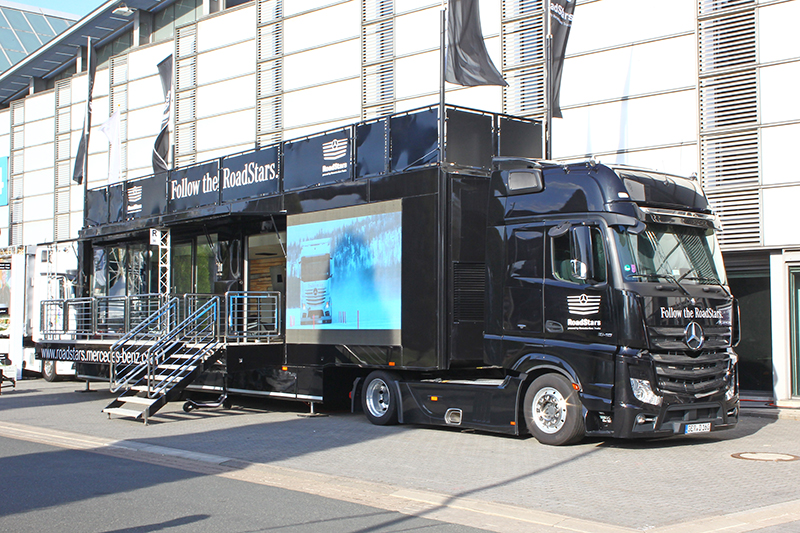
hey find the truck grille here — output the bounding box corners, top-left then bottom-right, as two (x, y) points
(648, 325), (731, 351)
(651, 352), (731, 397)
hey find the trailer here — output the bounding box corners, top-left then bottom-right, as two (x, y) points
(1, 244), (77, 381)
(36, 105), (738, 444)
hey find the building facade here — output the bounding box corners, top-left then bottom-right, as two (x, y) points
(0, 0), (797, 403)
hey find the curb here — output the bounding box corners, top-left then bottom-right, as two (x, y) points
(740, 407), (800, 421)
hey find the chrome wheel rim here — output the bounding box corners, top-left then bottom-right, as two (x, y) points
(365, 378), (391, 418)
(532, 386), (567, 434)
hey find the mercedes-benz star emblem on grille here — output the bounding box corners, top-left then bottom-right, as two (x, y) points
(684, 321), (704, 351)
(567, 294), (601, 315)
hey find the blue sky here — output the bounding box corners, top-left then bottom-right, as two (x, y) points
(20, 1), (102, 18)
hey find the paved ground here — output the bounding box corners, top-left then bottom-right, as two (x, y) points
(1, 378), (800, 532)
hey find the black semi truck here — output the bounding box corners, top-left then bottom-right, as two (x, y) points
(37, 106), (739, 445)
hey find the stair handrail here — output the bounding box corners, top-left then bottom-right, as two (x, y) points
(145, 296), (220, 398)
(109, 297), (179, 393)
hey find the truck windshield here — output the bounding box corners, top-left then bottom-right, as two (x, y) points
(614, 223), (727, 285)
(301, 254), (331, 281)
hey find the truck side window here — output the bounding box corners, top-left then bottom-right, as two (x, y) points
(552, 227), (606, 284)
(509, 229), (544, 279)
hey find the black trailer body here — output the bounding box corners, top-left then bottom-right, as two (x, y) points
(37, 105), (739, 445)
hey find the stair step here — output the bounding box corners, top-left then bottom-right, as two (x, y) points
(103, 407), (144, 418)
(130, 385), (166, 393)
(118, 395), (159, 406)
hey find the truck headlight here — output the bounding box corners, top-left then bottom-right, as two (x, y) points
(630, 378), (663, 406)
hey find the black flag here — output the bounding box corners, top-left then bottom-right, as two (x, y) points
(73, 42), (97, 184)
(445, 0), (507, 87)
(153, 54), (173, 175)
(549, 0), (575, 118)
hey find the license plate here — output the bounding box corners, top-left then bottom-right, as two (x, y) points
(685, 422), (711, 434)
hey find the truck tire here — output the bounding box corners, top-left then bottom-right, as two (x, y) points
(362, 371), (399, 425)
(523, 373), (584, 446)
(42, 360), (58, 382)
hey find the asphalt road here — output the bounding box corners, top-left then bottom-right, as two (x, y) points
(0, 435), (484, 533)
(1, 379), (800, 532)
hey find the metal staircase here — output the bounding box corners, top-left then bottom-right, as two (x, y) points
(103, 296), (222, 423)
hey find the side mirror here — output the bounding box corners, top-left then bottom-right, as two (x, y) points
(570, 226), (595, 282)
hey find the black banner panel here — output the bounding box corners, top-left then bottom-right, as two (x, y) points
(446, 109), (493, 170)
(167, 160), (220, 213)
(390, 108), (439, 172)
(109, 184), (125, 223)
(126, 174), (166, 219)
(356, 119), (388, 178)
(284, 128), (352, 191)
(221, 146), (280, 203)
(498, 116), (542, 159)
(85, 189), (108, 226)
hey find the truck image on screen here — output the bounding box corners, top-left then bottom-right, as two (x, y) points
(300, 239), (333, 324)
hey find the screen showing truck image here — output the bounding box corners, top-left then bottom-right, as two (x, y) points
(286, 200), (402, 345)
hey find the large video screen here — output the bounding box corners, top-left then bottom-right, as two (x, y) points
(286, 200), (402, 345)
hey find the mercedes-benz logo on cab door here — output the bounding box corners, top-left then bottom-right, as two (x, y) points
(684, 322), (704, 351)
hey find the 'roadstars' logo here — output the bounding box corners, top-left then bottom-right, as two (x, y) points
(684, 321), (705, 351)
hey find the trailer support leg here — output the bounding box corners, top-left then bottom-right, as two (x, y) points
(297, 401), (328, 418)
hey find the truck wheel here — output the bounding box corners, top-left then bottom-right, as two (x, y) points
(42, 360), (58, 382)
(523, 374), (584, 446)
(362, 371), (399, 425)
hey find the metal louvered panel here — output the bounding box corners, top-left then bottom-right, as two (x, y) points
(177, 88), (196, 123)
(55, 189), (70, 214)
(257, 95), (282, 137)
(111, 55), (128, 85)
(257, 61), (282, 97)
(362, 20), (393, 64)
(10, 223), (21, 246)
(11, 153), (22, 175)
(175, 122), (196, 160)
(706, 189), (760, 248)
(698, 11), (756, 74)
(502, 0), (544, 118)
(10, 200), (21, 222)
(55, 214), (70, 241)
(111, 86), (128, 113)
(258, 0), (282, 25)
(56, 134), (71, 161)
(11, 101), (23, 125)
(56, 108), (70, 135)
(503, 15), (544, 68)
(698, 0), (755, 17)
(700, 130), (759, 189)
(503, 65), (545, 117)
(56, 80), (71, 108)
(177, 25), (197, 58)
(258, 23), (283, 61)
(363, 0), (392, 23)
(56, 162), (71, 188)
(503, 0), (542, 20)
(11, 178), (22, 200)
(363, 63), (394, 104)
(699, 71), (757, 129)
(177, 56), (197, 91)
(11, 126), (23, 151)
(363, 103), (395, 120)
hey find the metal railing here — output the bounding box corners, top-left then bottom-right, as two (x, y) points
(144, 296), (221, 399)
(109, 297), (179, 394)
(41, 291), (282, 343)
(226, 291), (282, 342)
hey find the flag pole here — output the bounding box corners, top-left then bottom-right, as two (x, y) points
(544, 0), (553, 160)
(439, 0), (446, 165)
(82, 36), (91, 207)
